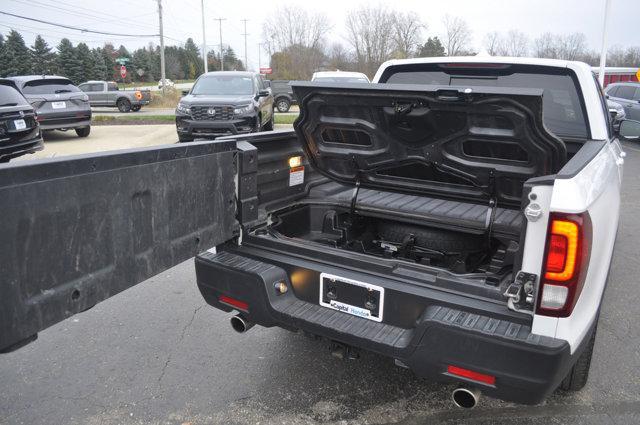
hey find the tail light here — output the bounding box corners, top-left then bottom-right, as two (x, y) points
(537, 212), (592, 317)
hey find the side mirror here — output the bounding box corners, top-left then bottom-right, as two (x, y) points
(181, 90), (189, 96)
(264, 80), (271, 88)
(605, 94), (610, 99)
(257, 90), (270, 97)
(619, 119), (640, 141)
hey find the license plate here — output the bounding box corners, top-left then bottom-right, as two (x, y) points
(51, 101), (66, 109)
(319, 273), (384, 322)
(13, 119), (26, 130)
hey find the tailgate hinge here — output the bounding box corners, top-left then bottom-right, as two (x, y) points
(504, 271), (537, 314)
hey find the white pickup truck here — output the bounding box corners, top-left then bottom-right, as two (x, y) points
(1, 57), (639, 408)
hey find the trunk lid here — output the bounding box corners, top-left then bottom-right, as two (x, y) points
(292, 82), (566, 207)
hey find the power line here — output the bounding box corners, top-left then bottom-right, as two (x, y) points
(0, 11), (159, 37)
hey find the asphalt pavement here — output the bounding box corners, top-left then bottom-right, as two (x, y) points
(2, 141), (640, 424)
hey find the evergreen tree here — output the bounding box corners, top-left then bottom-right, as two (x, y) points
(0, 34), (7, 77)
(76, 43), (94, 83)
(418, 37), (446, 57)
(101, 44), (117, 80)
(91, 49), (108, 80)
(56, 38), (82, 83)
(31, 35), (56, 75)
(3, 30), (32, 76)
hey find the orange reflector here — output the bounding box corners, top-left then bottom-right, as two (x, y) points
(447, 365), (496, 385)
(135, 90), (143, 100)
(219, 295), (249, 311)
(288, 156), (302, 168)
(544, 220), (579, 282)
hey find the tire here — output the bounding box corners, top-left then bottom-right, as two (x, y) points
(131, 105), (141, 112)
(376, 221), (485, 253)
(559, 321), (598, 391)
(276, 98), (291, 113)
(117, 98), (131, 113)
(178, 134), (193, 143)
(264, 112), (274, 131)
(75, 126), (91, 138)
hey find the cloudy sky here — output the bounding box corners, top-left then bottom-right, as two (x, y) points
(1, 0), (638, 70)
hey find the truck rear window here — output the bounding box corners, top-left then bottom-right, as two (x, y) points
(379, 64), (589, 139)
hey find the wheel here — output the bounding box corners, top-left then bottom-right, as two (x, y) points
(75, 126), (91, 138)
(178, 134), (193, 143)
(263, 112), (274, 131)
(276, 98), (291, 113)
(117, 98), (131, 112)
(559, 321), (598, 391)
(131, 105), (141, 112)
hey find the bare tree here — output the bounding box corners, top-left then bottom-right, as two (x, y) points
(263, 6), (330, 53)
(442, 15), (472, 56)
(345, 6), (396, 77)
(497, 30), (529, 57)
(483, 31), (502, 56)
(327, 42), (353, 71)
(557, 33), (588, 60)
(392, 12), (424, 59)
(533, 32), (559, 58)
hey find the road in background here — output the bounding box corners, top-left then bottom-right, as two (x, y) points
(14, 124), (293, 160)
(2, 141), (640, 424)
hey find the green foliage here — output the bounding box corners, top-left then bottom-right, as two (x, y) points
(2, 30), (32, 76)
(418, 37), (446, 57)
(56, 38), (83, 83)
(30, 35), (56, 75)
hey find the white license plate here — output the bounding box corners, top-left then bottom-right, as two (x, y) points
(319, 273), (384, 322)
(51, 101), (66, 109)
(13, 119), (26, 130)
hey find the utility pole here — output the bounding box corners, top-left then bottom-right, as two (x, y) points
(201, 0), (207, 73)
(157, 0), (166, 94)
(214, 18), (226, 71)
(257, 42), (263, 72)
(598, 0), (612, 87)
(241, 19), (249, 71)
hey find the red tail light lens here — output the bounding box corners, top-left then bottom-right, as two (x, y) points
(218, 295), (249, 312)
(447, 365), (496, 385)
(537, 213), (591, 317)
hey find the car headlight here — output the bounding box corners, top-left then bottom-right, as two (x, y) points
(234, 104), (252, 115)
(176, 102), (191, 114)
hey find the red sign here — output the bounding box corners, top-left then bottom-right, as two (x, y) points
(120, 65), (127, 79)
(259, 67), (272, 75)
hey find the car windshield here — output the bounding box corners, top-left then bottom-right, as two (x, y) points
(191, 75), (254, 95)
(0, 83), (28, 106)
(380, 64), (589, 139)
(314, 77), (369, 83)
(21, 79), (80, 95)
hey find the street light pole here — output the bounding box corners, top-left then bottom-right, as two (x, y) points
(157, 0), (166, 94)
(241, 19), (248, 71)
(201, 0), (207, 74)
(214, 18), (226, 71)
(598, 0), (612, 87)
(258, 42), (262, 72)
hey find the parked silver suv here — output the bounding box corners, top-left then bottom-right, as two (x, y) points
(9, 75), (91, 137)
(605, 82), (640, 121)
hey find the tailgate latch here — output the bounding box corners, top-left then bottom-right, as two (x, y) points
(504, 271), (537, 309)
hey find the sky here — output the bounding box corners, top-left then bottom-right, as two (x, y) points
(1, 0), (639, 71)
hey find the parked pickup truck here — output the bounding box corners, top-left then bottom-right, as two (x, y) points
(78, 80), (151, 112)
(2, 57), (640, 407)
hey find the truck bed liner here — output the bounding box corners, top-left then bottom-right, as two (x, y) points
(306, 182), (524, 237)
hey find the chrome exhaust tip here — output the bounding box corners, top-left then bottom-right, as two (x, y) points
(452, 387), (480, 409)
(230, 315), (254, 333)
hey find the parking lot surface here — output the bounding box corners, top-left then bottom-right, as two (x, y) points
(1, 141), (640, 424)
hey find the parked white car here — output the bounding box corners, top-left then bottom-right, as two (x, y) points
(311, 71), (370, 83)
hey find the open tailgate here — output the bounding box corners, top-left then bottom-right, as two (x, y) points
(0, 140), (238, 352)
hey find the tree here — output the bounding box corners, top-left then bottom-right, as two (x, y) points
(496, 30), (529, 57)
(56, 39), (82, 83)
(345, 6), (396, 77)
(91, 49), (107, 80)
(101, 43), (117, 80)
(3, 30), (32, 76)
(483, 32), (501, 56)
(392, 12), (424, 59)
(0, 34), (7, 77)
(418, 37), (446, 57)
(326, 42), (354, 71)
(532, 32), (588, 61)
(442, 15), (472, 56)
(31, 35), (56, 74)
(76, 43), (94, 83)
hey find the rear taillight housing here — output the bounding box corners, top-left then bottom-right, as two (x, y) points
(536, 212), (592, 317)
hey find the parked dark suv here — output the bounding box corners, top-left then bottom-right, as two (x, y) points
(0, 79), (43, 162)
(606, 82), (640, 121)
(8, 75), (91, 138)
(175, 71), (274, 142)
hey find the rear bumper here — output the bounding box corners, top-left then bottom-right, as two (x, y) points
(176, 115), (256, 139)
(0, 135), (43, 160)
(38, 110), (91, 130)
(195, 246), (582, 405)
